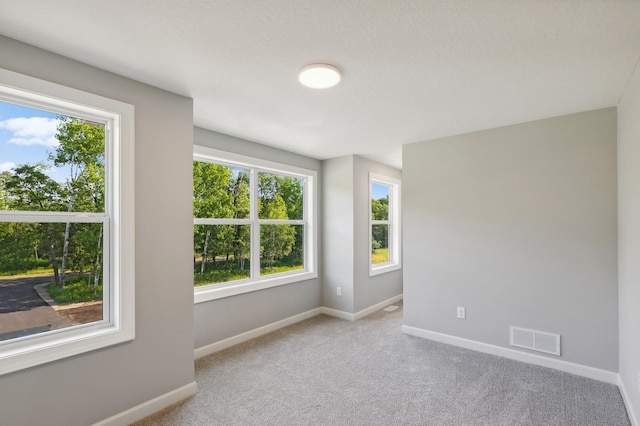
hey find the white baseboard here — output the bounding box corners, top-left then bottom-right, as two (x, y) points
(321, 294), (403, 321)
(402, 325), (618, 385)
(354, 294), (403, 320)
(319, 306), (355, 320)
(619, 375), (639, 426)
(194, 308), (322, 359)
(195, 295), (404, 359)
(93, 381), (197, 426)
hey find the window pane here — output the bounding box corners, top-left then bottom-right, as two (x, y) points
(258, 172), (304, 220)
(193, 162), (250, 219)
(371, 182), (389, 220)
(260, 224), (303, 275)
(371, 224), (389, 264)
(194, 224), (251, 286)
(0, 102), (105, 213)
(0, 222), (104, 342)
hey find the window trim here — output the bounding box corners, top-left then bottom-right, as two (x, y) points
(193, 145), (317, 303)
(369, 172), (401, 276)
(0, 68), (135, 376)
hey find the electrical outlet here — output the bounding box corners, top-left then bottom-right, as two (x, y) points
(457, 306), (466, 319)
(337, 287), (341, 296)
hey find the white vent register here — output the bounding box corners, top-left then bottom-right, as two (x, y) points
(510, 326), (561, 356)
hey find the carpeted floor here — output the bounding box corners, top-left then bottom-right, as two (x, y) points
(134, 302), (630, 425)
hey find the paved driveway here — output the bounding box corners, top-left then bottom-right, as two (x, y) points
(0, 274), (76, 339)
(0, 274), (52, 314)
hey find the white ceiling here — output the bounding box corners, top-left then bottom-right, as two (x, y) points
(2, 0), (640, 169)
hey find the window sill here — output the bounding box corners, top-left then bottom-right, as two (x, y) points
(194, 270), (318, 303)
(369, 263), (401, 277)
(0, 320), (134, 376)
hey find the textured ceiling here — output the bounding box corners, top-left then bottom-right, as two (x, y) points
(1, 0), (640, 168)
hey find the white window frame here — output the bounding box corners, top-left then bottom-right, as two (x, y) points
(0, 68), (135, 376)
(369, 172), (401, 276)
(193, 145), (317, 303)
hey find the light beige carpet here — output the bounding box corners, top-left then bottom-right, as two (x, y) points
(134, 303), (629, 425)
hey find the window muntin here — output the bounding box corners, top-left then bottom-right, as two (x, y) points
(193, 146), (317, 302)
(0, 68), (134, 375)
(369, 173), (401, 275)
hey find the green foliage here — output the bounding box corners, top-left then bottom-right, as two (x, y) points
(193, 165), (305, 284)
(371, 195), (388, 220)
(372, 248), (389, 264)
(194, 261), (251, 286)
(261, 263), (304, 276)
(371, 196), (389, 256)
(0, 261), (52, 277)
(261, 224), (296, 268)
(258, 173), (303, 267)
(258, 172), (303, 220)
(0, 170), (10, 210)
(193, 162), (235, 219)
(193, 252), (304, 286)
(46, 277), (102, 303)
(3, 163), (62, 211)
(0, 116), (105, 289)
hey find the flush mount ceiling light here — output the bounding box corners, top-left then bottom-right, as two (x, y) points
(298, 63), (341, 89)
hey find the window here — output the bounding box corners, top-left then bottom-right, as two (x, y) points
(193, 146), (317, 302)
(370, 173), (401, 275)
(0, 69), (134, 375)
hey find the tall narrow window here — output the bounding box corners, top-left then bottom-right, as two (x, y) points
(193, 146), (317, 302)
(370, 173), (401, 276)
(0, 69), (134, 375)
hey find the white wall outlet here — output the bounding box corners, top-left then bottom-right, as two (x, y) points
(337, 287), (341, 296)
(457, 306), (466, 319)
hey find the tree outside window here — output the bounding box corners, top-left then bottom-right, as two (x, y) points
(370, 173), (401, 275)
(1, 106), (107, 341)
(192, 149), (316, 301)
(0, 69), (134, 375)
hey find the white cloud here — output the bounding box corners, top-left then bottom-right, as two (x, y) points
(0, 161), (16, 172)
(0, 117), (59, 148)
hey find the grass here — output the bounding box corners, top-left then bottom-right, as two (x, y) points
(260, 264), (303, 276)
(0, 260), (54, 277)
(194, 268), (250, 287)
(0, 267), (54, 277)
(194, 259), (303, 286)
(372, 248), (389, 264)
(47, 277), (103, 304)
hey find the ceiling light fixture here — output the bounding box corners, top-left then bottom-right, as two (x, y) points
(298, 63), (341, 89)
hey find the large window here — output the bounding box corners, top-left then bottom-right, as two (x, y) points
(370, 173), (401, 276)
(0, 69), (134, 375)
(193, 146), (317, 302)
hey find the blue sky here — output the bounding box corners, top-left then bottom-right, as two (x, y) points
(371, 182), (389, 200)
(0, 100), (68, 181)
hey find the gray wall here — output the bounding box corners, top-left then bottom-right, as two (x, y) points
(193, 128), (322, 348)
(353, 155), (402, 312)
(322, 155), (403, 313)
(321, 156), (355, 312)
(618, 61), (640, 419)
(403, 108), (618, 371)
(0, 36), (195, 425)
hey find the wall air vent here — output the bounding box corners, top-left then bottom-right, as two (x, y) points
(510, 326), (560, 356)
